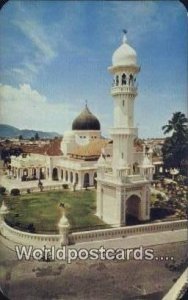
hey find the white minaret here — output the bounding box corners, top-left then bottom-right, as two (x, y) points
(108, 30), (140, 177)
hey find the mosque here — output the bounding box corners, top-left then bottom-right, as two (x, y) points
(9, 32), (153, 225)
(10, 103), (111, 189)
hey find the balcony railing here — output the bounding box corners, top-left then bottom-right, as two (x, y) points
(122, 174), (146, 184)
(111, 86), (137, 95)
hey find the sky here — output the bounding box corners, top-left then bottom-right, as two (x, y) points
(0, 0), (187, 138)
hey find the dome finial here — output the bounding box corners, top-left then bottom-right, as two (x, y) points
(122, 29), (127, 44)
(85, 99), (88, 108)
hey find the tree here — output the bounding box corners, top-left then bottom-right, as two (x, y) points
(18, 135), (23, 140)
(162, 112), (188, 175)
(34, 132), (40, 140)
(162, 112), (187, 136)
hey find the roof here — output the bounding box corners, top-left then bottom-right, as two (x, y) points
(21, 138), (62, 156)
(68, 138), (110, 159)
(72, 104), (100, 131)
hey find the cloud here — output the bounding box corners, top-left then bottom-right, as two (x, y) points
(14, 19), (56, 62)
(0, 83), (78, 134)
(9, 3), (59, 83)
(101, 1), (183, 45)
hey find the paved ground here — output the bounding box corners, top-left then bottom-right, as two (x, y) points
(0, 235), (188, 300)
(0, 174), (64, 191)
(70, 229), (188, 251)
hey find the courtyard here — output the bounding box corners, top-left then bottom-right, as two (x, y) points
(1, 183), (186, 235)
(1, 190), (108, 234)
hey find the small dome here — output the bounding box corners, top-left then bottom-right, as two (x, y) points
(72, 104), (100, 131)
(112, 33), (137, 67)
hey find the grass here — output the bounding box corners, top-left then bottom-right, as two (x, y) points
(0, 190), (108, 233)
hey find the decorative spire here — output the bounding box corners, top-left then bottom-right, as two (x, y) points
(122, 29), (127, 44)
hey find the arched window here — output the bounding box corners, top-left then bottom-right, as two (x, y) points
(52, 168), (58, 181)
(32, 168), (36, 176)
(65, 170), (68, 181)
(122, 73), (126, 85)
(133, 162), (139, 174)
(23, 168), (28, 176)
(122, 100), (125, 106)
(129, 74), (133, 86)
(84, 173), (90, 188)
(116, 75), (119, 86)
(61, 169), (63, 179)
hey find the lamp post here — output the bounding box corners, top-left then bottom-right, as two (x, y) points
(58, 203), (70, 247)
(170, 168), (179, 181)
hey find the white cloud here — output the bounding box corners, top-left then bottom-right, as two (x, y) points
(0, 83), (78, 134)
(14, 19), (56, 62)
(102, 1), (183, 45)
(10, 5), (58, 83)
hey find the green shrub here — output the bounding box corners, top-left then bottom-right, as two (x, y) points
(62, 184), (68, 189)
(10, 188), (20, 196)
(0, 186), (6, 195)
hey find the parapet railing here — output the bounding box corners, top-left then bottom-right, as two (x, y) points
(69, 219), (188, 244)
(1, 219), (187, 248)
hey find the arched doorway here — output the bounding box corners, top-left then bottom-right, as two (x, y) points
(52, 168), (58, 181)
(133, 162), (139, 174)
(40, 167), (45, 180)
(126, 195), (141, 225)
(23, 168), (28, 176)
(65, 171), (68, 181)
(32, 168), (36, 176)
(22, 168), (28, 181)
(70, 172), (73, 183)
(75, 173), (79, 184)
(83, 173), (90, 188)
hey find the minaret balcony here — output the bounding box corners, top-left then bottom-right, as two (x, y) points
(110, 127), (138, 136)
(111, 85), (137, 96)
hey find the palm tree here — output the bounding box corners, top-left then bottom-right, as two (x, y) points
(162, 112), (188, 175)
(162, 112), (187, 136)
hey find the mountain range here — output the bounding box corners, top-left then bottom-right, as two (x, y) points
(0, 124), (61, 139)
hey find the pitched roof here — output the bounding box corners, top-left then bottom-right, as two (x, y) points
(22, 138), (62, 156)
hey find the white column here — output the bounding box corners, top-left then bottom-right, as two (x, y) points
(17, 169), (20, 180)
(28, 168), (32, 177)
(96, 183), (103, 218)
(36, 168), (40, 179)
(20, 168), (23, 179)
(57, 169), (60, 181)
(73, 172), (76, 184)
(78, 172), (82, 188)
(89, 171), (93, 186)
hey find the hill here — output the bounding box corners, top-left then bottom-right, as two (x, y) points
(0, 124), (61, 139)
